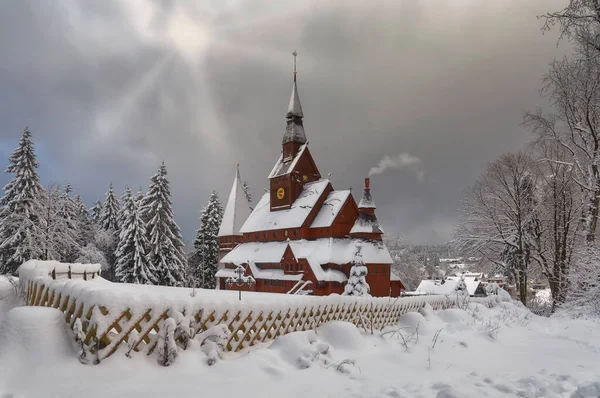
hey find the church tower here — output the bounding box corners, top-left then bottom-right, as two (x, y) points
(218, 164), (252, 261)
(268, 51), (321, 211)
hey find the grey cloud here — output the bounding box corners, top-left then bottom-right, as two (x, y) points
(0, 0), (570, 244)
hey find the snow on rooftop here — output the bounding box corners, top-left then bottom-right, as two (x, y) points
(218, 166), (252, 237)
(239, 179), (330, 233)
(286, 80), (304, 119)
(310, 190), (351, 228)
(350, 213), (384, 234)
(268, 143), (307, 179)
(222, 238), (392, 282)
(413, 276), (483, 296)
(358, 189), (376, 209)
(390, 271), (401, 282)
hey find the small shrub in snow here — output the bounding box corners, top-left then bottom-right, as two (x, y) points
(156, 318), (178, 367)
(343, 245), (370, 297)
(125, 329), (139, 358)
(72, 318), (91, 364)
(197, 324), (231, 366)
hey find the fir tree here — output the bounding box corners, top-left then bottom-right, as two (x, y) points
(140, 162), (186, 286)
(192, 191), (223, 289)
(114, 187), (156, 284)
(74, 194), (94, 247)
(98, 183), (120, 280)
(0, 128), (46, 274)
(56, 184), (81, 262)
(90, 200), (103, 225)
(100, 183), (120, 231)
(343, 245), (371, 297)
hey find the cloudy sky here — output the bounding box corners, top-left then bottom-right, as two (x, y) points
(0, 0), (570, 245)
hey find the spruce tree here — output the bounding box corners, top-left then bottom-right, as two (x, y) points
(192, 191), (223, 289)
(343, 245), (371, 297)
(97, 183), (120, 280)
(90, 200), (103, 225)
(0, 128), (46, 274)
(115, 187), (156, 284)
(140, 162), (186, 286)
(56, 184), (81, 262)
(74, 194), (94, 247)
(100, 183), (120, 231)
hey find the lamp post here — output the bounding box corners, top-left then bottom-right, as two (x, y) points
(225, 264), (256, 301)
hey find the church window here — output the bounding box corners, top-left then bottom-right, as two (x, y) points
(294, 229), (299, 236)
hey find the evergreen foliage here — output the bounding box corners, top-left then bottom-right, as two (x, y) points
(114, 187), (156, 284)
(192, 191), (223, 289)
(100, 183), (120, 231)
(140, 162), (186, 286)
(343, 245), (371, 297)
(90, 200), (103, 225)
(0, 128), (46, 274)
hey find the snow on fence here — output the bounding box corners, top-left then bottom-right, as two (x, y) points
(19, 261), (506, 364)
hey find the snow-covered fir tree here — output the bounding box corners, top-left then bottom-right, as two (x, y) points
(90, 200), (103, 226)
(140, 162), (186, 286)
(343, 245), (371, 297)
(114, 187), (156, 284)
(97, 183), (120, 280)
(135, 187), (144, 205)
(100, 183), (120, 231)
(0, 128), (46, 274)
(56, 184), (81, 262)
(74, 194), (94, 247)
(192, 191), (223, 289)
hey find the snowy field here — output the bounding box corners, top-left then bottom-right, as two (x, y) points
(1, 281), (599, 398)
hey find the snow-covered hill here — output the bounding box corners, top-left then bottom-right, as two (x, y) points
(0, 279), (599, 397)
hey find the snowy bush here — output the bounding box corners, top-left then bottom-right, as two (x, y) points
(343, 245), (370, 297)
(197, 324), (231, 366)
(75, 243), (107, 271)
(156, 318), (178, 366)
(72, 318), (91, 364)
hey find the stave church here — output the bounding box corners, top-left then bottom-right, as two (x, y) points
(216, 55), (404, 297)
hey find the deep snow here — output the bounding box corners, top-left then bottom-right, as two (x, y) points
(0, 280), (599, 397)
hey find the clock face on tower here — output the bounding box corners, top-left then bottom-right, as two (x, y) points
(277, 187), (285, 200)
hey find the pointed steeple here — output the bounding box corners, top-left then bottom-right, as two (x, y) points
(351, 178), (384, 239)
(218, 164), (252, 237)
(283, 50), (306, 145)
(358, 177), (376, 209)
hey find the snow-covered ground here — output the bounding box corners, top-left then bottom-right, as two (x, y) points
(1, 281), (599, 397)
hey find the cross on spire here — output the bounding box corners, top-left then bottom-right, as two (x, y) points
(292, 50), (297, 81)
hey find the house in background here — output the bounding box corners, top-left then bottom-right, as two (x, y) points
(406, 274), (487, 297)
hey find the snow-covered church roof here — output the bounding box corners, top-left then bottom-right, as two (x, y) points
(350, 212), (384, 234)
(220, 238), (393, 282)
(239, 179), (331, 233)
(282, 79), (306, 145)
(218, 165), (252, 237)
(311, 190), (351, 228)
(268, 143), (308, 179)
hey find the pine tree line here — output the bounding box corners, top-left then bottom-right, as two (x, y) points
(0, 128), (196, 288)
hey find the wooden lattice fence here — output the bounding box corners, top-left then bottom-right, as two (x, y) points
(23, 278), (468, 364)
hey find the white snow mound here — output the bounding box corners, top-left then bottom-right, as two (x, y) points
(571, 382), (600, 398)
(0, 307), (74, 366)
(316, 321), (364, 350)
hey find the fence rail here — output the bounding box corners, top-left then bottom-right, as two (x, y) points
(21, 274), (505, 364)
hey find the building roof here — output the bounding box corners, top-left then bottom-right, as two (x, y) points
(350, 212), (384, 234)
(286, 79), (304, 119)
(239, 179), (331, 233)
(358, 185), (376, 209)
(310, 190), (352, 228)
(218, 166), (252, 237)
(412, 276), (484, 296)
(221, 238), (393, 282)
(268, 143), (308, 179)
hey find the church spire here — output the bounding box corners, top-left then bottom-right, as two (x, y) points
(283, 50), (306, 145)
